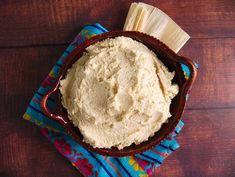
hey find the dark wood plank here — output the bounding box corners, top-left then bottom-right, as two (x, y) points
(0, 42), (234, 177)
(1, 38), (235, 110)
(0, 46), (65, 104)
(0, 46), (81, 177)
(180, 38), (235, 109)
(0, 0), (235, 47)
(154, 109), (235, 177)
(1, 100), (234, 176)
(1, 1), (234, 177)
(0, 121), (80, 177)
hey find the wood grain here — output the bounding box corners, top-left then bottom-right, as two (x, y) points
(0, 46), (65, 105)
(1, 0), (235, 176)
(180, 38), (235, 109)
(155, 109), (235, 177)
(0, 40), (235, 177)
(0, 0), (235, 47)
(0, 120), (79, 177)
(1, 106), (235, 177)
(0, 45), (80, 177)
(1, 38), (235, 110)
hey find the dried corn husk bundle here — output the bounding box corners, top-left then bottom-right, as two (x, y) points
(123, 2), (190, 53)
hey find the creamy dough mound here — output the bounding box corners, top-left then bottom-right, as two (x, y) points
(59, 36), (179, 149)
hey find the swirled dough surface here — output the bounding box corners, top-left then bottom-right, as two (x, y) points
(60, 37), (178, 149)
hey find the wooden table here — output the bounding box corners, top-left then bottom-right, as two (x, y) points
(0, 0), (235, 176)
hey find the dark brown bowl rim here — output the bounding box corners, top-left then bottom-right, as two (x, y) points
(41, 31), (197, 157)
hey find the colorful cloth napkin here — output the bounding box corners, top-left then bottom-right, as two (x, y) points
(23, 23), (187, 177)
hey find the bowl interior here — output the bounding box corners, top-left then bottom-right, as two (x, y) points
(57, 31), (187, 156)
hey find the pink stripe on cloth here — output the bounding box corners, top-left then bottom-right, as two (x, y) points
(151, 149), (169, 158)
(104, 157), (122, 177)
(32, 98), (41, 104)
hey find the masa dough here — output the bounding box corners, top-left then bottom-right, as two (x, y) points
(59, 37), (178, 149)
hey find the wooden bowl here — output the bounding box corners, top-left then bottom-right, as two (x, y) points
(41, 31), (197, 157)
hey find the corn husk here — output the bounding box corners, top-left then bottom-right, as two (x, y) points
(123, 2), (190, 53)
